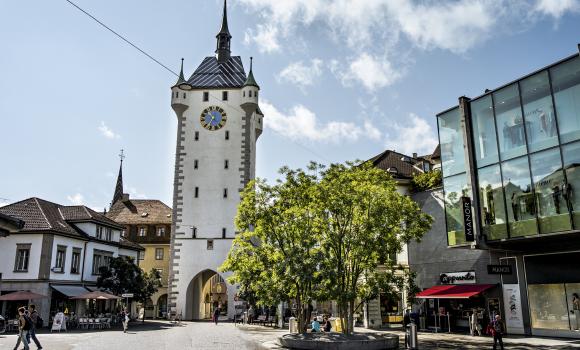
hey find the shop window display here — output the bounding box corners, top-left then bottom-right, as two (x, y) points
(471, 96), (499, 168)
(494, 84), (528, 161)
(529, 148), (571, 234)
(501, 156), (538, 237)
(443, 172), (471, 245)
(528, 284), (570, 330)
(438, 108), (466, 177)
(561, 141), (580, 228)
(551, 56), (580, 144)
(521, 71), (559, 153)
(477, 164), (508, 240)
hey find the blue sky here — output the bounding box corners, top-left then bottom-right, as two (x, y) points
(1, 0), (579, 209)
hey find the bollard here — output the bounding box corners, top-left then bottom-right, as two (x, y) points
(408, 322), (419, 350)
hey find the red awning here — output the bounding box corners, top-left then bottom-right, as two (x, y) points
(415, 284), (496, 299)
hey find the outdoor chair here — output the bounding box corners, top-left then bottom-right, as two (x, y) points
(94, 318), (101, 329)
(88, 318), (94, 329)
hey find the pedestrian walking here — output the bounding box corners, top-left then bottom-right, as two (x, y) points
(122, 308), (129, 333)
(213, 305), (221, 325)
(27, 305), (43, 349)
(13, 307), (31, 350)
(488, 314), (505, 350)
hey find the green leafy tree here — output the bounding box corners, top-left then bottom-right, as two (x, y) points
(97, 256), (161, 304)
(411, 170), (442, 192)
(220, 165), (323, 333)
(316, 162), (431, 334)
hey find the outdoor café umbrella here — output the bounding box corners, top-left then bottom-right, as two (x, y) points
(0, 291), (48, 301)
(70, 291), (122, 300)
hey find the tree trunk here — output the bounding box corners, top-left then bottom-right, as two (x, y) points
(348, 299), (355, 335)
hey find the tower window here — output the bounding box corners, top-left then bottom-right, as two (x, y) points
(222, 91), (228, 101)
(183, 93), (186, 98)
(255, 91), (258, 98)
(225, 131), (229, 140)
(249, 91), (252, 98)
(222, 228), (226, 238)
(223, 188), (228, 198)
(224, 160), (229, 169)
(195, 131), (199, 141)
(194, 160), (198, 169)
(207, 239), (214, 250)
(243, 91), (245, 97)
(192, 226), (197, 238)
(195, 187), (199, 198)
(203, 92), (209, 102)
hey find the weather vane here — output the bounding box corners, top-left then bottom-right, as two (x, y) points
(119, 149), (125, 163)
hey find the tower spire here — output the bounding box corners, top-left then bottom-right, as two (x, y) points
(243, 57), (260, 89)
(112, 149), (125, 207)
(215, 0), (232, 63)
(176, 58), (185, 85)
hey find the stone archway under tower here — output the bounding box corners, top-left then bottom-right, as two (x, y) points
(184, 269), (236, 320)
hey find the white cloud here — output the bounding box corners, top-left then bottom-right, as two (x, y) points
(535, 0), (580, 18)
(98, 121), (120, 139)
(364, 121), (382, 141)
(261, 100), (368, 143)
(67, 193), (85, 205)
(243, 24), (281, 53)
(128, 187), (147, 199)
(278, 59), (323, 89)
(334, 53), (402, 91)
(384, 113), (438, 156)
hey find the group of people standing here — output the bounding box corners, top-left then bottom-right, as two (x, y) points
(14, 305), (43, 350)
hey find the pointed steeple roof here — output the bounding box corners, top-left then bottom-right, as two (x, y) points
(218, 0), (231, 37)
(112, 150), (125, 207)
(175, 58), (186, 85)
(243, 57), (260, 89)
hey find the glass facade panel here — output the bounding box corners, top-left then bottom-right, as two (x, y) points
(477, 164), (507, 240)
(528, 284), (570, 330)
(501, 156), (538, 237)
(471, 96), (499, 168)
(551, 57), (580, 144)
(443, 172), (471, 246)
(521, 71), (558, 152)
(561, 141), (580, 228)
(438, 108), (465, 177)
(494, 84), (527, 160)
(530, 148), (571, 234)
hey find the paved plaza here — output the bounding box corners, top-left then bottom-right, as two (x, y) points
(3, 321), (580, 349)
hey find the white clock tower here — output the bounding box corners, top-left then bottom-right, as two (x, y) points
(168, 0), (263, 320)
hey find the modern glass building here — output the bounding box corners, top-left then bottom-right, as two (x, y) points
(437, 45), (580, 338)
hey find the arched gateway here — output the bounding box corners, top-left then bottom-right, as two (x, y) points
(167, 0), (263, 321)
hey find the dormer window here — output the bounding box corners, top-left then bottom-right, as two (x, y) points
(157, 227), (165, 236)
(105, 227), (112, 241)
(139, 227), (146, 237)
(96, 226), (104, 239)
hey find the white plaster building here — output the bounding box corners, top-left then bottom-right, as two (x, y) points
(168, 0), (263, 320)
(0, 197), (142, 324)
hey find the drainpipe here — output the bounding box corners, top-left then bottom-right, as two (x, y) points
(81, 241), (88, 282)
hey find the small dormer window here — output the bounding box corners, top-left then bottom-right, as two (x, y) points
(139, 227), (146, 237)
(157, 227), (165, 236)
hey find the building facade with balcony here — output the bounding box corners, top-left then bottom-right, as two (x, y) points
(437, 45), (580, 338)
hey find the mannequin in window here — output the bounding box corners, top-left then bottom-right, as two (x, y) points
(552, 185), (562, 214)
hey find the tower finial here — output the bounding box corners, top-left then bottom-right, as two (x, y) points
(112, 149), (125, 207)
(175, 58), (186, 85)
(216, 0), (232, 63)
(250, 56), (253, 72)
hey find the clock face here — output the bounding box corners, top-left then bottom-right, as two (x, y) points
(200, 106), (227, 131)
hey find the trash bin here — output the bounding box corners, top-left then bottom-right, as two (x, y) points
(289, 317), (298, 334)
(408, 322), (419, 349)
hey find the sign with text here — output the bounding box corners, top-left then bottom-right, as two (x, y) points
(121, 293), (134, 298)
(461, 196), (474, 242)
(440, 271), (476, 284)
(487, 265), (512, 275)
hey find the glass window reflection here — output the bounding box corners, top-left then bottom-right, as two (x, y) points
(478, 165), (508, 240)
(494, 84), (528, 160)
(551, 57), (580, 144)
(471, 96), (499, 168)
(530, 148), (570, 234)
(443, 172), (471, 246)
(501, 156), (538, 237)
(528, 284), (570, 330)
(521, 71), (558, 152)
(438, 108), (465, 177)
(561, 141), (580, 228)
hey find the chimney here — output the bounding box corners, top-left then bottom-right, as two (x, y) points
(413, 152), (418, 159)
(122, 193), (130, 202)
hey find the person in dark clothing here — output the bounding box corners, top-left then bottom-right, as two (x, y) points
(27, 305), (43, 349)
(213, 306), (221, 325)
(491, 314), (505, 350)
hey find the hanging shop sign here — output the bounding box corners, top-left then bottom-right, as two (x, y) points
(440, 271), (476, 285)
(487, 265), (512, 275)
(461, 196), (474, 242)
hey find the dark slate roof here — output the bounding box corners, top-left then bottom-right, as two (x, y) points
(0, 212), (24, 234)
(431, 144), (441, 159)
(0, 198), (122, 237)
(368, 150), (422, 179)
(187, 56), (246, 88)
(106, 199), (172, 225)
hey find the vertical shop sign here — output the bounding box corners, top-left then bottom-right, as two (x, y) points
(502, 284), (525, 333)
(461, 197), (474, 242)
